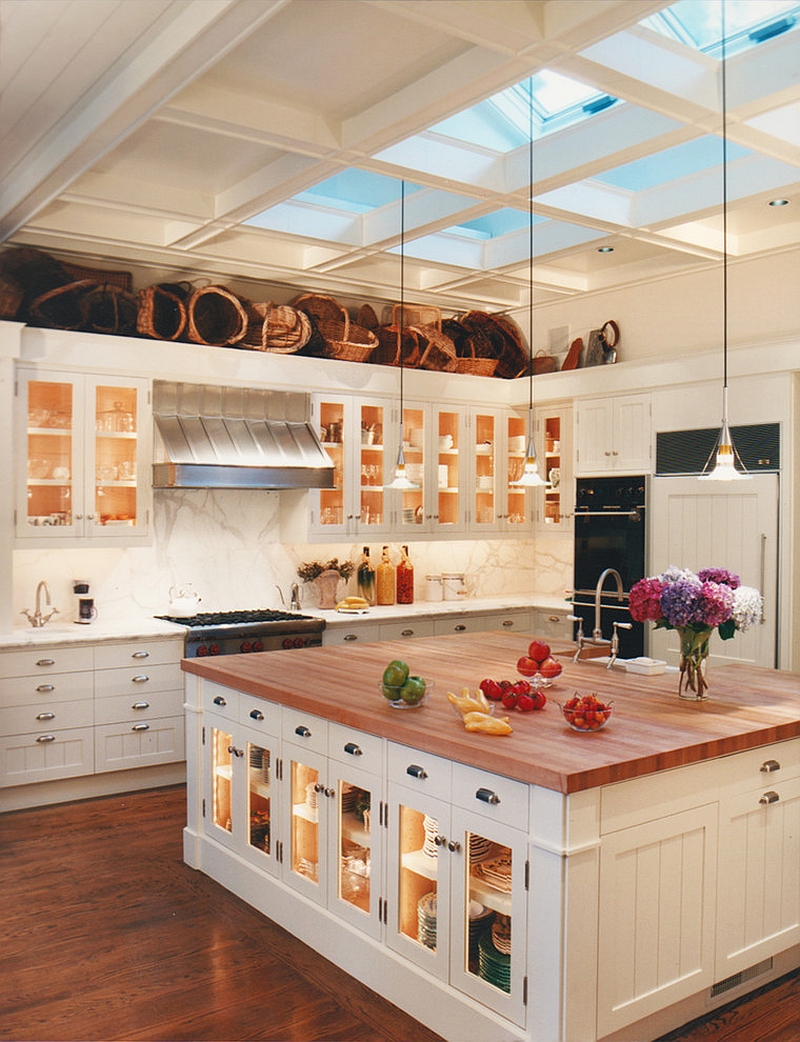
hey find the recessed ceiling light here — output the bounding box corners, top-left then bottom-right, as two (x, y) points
(768, 198), (790, 207)
(597, 246), (614, 253)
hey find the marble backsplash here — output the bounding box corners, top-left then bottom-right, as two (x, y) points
(12, 489), (573, 624)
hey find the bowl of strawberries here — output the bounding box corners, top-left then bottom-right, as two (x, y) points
(559, 693), (613, 732)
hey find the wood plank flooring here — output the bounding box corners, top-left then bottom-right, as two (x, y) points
(1, 784), (799, 1042)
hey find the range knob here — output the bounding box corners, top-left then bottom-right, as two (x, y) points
(208, 643), (221, 656)
(196, 645), (208, 657)
(282, 637), (294, 649)
(293, 636), (305, 648)
(240, 640), (252, 653)
(252, 639), (264, 652)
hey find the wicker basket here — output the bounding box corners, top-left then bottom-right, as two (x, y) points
(411, 323), (457, 373)
(0, 277), (24, 320)
(356, 303), (380, 332)
(0, 247), (72, 320)
(294, 293), (349, 342)
(62, 260), (132, 293)
(453, 334), (498, 376)
(324, 321), (378, 362)
(137, 284), (187, 341)
(241, 302), (312, 353)
(28, 279), (97, 330)
(374, 325), (420, 367)
(186, 285), (248, 346)
(389, 303), (442, 330)
(84, 284), (138, 335)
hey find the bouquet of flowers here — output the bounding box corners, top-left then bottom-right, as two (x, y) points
(628, 566), (762, 699)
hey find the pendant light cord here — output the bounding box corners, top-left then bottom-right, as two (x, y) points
(527, 77), (534, 415)
(399, 180), (405, 410)
(721, 0), (728, 394)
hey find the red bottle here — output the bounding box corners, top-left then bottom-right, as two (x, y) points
(396, 544), (414, 604)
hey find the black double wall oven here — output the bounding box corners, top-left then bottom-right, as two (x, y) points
(572, 476), (647, 659)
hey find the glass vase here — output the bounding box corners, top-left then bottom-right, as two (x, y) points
(677, 626), (713, 700)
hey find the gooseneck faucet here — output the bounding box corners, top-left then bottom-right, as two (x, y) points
(290, 582), (301, 611)
(594, 568), (624, 642)
(21, 580), (60, 628)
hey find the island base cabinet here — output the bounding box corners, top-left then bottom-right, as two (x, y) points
(716, 778), (800, 979)
(596, 804), (718, 1038)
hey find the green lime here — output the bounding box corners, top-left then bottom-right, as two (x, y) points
(382, 660), (409, 687)
(381, 683), (402, 701)
(400, 675), (426, 705)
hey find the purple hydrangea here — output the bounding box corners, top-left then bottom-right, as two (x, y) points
(693, 581), (734, 628)
(697, 567), (740, 590)
(660, 575), (702, 628)
(628, 577), (665, 622)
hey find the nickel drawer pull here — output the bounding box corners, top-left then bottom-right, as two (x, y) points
(344, 741), (363, 756)
(295, 725), (312, 738)
(760, 791), (780, 805)
(213, 695), (227, 707)
(132, 701), (150, 710)
(760, 759), (781, 773)
(501, 619), (514, 627)
(36, 658), (55, 667)
(406, 764), (428, 779)
(548, 615), (560, 622)
(132, 723), (150, 732)
(131, 650), (150, 659)
(36, 734), (56, 743)
(131, 674), (150, 683)
(36, 712), (55, 721)
(36, 684), (55, 693)
(343, 633), (358, 641)
(401, 629), (414, 637)
(454, 624), (467, 632)
(249, 709), (264, 721)
(476, 787), (500, 805)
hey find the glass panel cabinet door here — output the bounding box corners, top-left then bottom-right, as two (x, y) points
(316, 398), (346, 531)
(329, 761), (383, 939)
(535, 406), (573, 532)
(473, 412), (497, 529)
(245, 737), (277, 874)
(505, 413), (529, 529)
(286, 746), (327, 902)
(434, 409), (462, 530)
(450, 810), (528, 1026)
(92, 381), (144, 531)
(209, 723), (235, 843)
(400, 405), (425, 530)
(21, 376), (78, 533)
(358, 401), (386, 529)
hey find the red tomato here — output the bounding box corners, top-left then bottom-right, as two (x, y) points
(511, 679), (531, 697)
(516, 693), (535, 712)
(480, 678), (503, 701)
(501, 691), (518, 710)
(527, 640), (551, 663)
(530, 690), (547, 710)
(517, 655), (540, 677)
(538, 656), (563, 679)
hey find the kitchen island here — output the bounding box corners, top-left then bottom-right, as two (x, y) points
(182, 632), (800, 1042)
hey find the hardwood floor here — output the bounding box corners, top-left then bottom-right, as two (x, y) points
(2, 784), (799, 1042)
(0, 785), (444, 1042)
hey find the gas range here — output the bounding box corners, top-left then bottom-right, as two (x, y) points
(155, 608), (325, 657)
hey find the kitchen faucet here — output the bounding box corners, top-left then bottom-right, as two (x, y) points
(290, 582), (301, 611)
(21, 580), (60, 628)
(593, 568), (624, 642)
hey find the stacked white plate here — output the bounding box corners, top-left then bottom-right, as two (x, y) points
(417, 891), (437, 950)
(423, 815), (440, 859)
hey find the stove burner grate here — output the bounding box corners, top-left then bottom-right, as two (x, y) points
(156, 608), (317, 628)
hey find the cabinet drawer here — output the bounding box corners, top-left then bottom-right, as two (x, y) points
(533, 609), (574, 641)
(432, 612), (530, 636)
(388, 742), (451, 800)
(328, 721), (384, 773)
(0, 698), (94, 736)
(239, 693), (281, 736)
(95, 715), (185, 773)
(0, 727), (94, 787)
(94, 689), (185, 726)
(202, 681), (239, 721)
(94, 639), (182, 670)
(323, 623), (381, 646)
(0, 645), (93, 677)
(0, 670), (92, 707)
(452, 762), (528, 831)
(94, 661), (183, 698)
(715, 739), (800, 796)
(282, 707), (328, 754)
(378, 620), (435, 641)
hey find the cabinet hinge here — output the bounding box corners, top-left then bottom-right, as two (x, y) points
(276, 839), (283, 865)
(202, 725), (206, 746)
(524, 859), (530, 890)
(523, 975), (528, 1005)
(276, 757), (283, 782)
(381, 800), (388, 829)
(202, 798), (206, 818)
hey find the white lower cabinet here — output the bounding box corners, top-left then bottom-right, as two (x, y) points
(387, 743), (529, 1028)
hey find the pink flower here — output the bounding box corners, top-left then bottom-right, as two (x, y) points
(629, 577), (665, 622)
(693, 581), (734, 628)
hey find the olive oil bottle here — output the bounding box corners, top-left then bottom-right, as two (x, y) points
(376, 545), (396, 605)
(357, 546), (376, 605)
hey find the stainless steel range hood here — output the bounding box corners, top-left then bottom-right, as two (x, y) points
(152, 381), (334, 490)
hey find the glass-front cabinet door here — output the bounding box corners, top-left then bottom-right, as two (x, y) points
(17, 369), (150, 541)
(286, 743), (328, 902)
(399, 404), (425, 532)
(534, 405), (573, 532)
(432, 407), (465, 533)
(504, 411), (530, 531)
(472, 410), (498, 531)
(208, 719), (237, 851)
(328, 760), (383, 939)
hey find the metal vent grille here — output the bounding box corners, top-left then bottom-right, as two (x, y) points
(656, 423), (780, 475)
(710, 957), (773, 999)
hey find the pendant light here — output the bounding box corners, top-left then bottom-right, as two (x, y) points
(512, 76), (547, 488)
(385, 180), (418, 490)
(700, 0), (751, 482)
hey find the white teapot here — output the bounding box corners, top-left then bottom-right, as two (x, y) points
(168, 584), (202, 616)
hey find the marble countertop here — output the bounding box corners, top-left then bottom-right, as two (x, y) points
(0, 593), (571, 649)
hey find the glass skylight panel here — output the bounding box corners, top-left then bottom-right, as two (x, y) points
(640, 1), (800, 57)
(293, 170), (416, 214)
(452, 209), (532, 241)
(594, 136), (752, 192)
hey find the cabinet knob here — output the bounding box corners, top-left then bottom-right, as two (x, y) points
(36, 712), (55, 721)
(213, 695), (227, 707)
(35, 658), (55, 667)
(433, 834), (447, 847)
(759, 790), (780, 805)
(36, 684), (55, 693)
(447, 840), (461, 853)
(344, 741), (363, 756)
(249, 709), (264, 722)
(295, 725), (312, 738)
(131, 701), (150, 710)
(132, 723), (150, 732)
(314, 782), (325, 793)
(406, 764), (428, 780)
(476, 787), (500, 805)
(324, 787), (336, 798)
(227, 746), (244, 758)
(36, 734), (56, 743)
(760, 759), (781, 773)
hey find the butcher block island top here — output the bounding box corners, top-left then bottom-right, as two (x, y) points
(182, 631), (800, 794)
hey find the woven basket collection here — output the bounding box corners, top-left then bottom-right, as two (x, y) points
(0, 247), (530, 379)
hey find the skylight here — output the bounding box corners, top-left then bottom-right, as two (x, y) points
(595, 135), (752, 192)
(641, 0), (800, 57)
(292, 170), (413, 214)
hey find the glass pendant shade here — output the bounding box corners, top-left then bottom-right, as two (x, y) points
(699, 394), (751, 481)
(386, 421), (418, 489)
(511, 411), (547, 487)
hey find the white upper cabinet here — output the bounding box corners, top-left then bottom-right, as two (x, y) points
(575, 393), (651, 475)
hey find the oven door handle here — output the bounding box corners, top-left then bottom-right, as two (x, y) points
(575, 509), (644, 519)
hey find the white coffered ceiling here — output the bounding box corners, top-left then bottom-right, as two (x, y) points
(1, 0), (798, 313)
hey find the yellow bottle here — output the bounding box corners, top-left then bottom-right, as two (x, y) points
(376, 545), (396, 605)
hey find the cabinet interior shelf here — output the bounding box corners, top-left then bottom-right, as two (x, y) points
(293, 801), (319, 825)
(469, 875), (512, 916)
(28, 427), (72, 436)
(215, 763), (233, 781)
(402, 847), (438, 881)
(96, 431), (137, 439)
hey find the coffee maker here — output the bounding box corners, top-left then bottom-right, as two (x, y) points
(73, 579), (97, 624)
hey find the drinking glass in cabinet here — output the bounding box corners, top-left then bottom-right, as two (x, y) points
(338, 782), (372, 913)
(398, 804), (439, 950)
(247, 743), (271, 857)
(291, 760), (320, 884)
(211, 727), (233, 835)
(465, 832), (512, 994)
